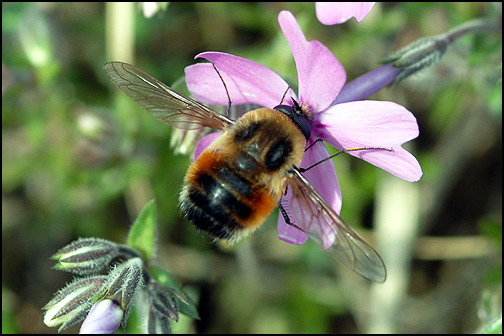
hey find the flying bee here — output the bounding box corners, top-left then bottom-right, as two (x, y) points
(104, 61), (386, 283)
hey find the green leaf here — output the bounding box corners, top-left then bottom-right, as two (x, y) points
(127, 199), (157, 261)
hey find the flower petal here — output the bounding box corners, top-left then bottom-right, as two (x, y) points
(278, 139), (342, 246)
(193, 132), (221, 161)
(278, 186), (309, 245)
(185, 52), (295, 108)
(278, 10), (346, 111)
(299, 138), (342, 214)
(79, 300), (123, 334)
(314, 100), (423, 181)
(335, 64), (403, 104)
(316, 2), (376, 25)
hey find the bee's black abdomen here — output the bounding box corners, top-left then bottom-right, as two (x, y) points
(198, 173), (252, 220)
(180, 195), (233, 239)
(180, 169), (254, 240)
(216, 168), (253, 198)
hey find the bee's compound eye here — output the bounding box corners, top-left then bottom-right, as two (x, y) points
(273, 105), (311, 141)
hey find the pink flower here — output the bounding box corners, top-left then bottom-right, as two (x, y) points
(79, 299), (123, 334)
(316, 2), (376, 25)
(185, 10), (421, 246)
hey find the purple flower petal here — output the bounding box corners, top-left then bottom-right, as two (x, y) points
(185, 52), (296, 108)
(193, 132), (221, 161)
(313, 100), (423, 181)
(278, 185), (309, 245)
(300, 138), (342, 214)
(278, 139), (342, 247)
(335, 64), (404, 104)
(316, 2), (376, 25)
(79, 300), (123, 334)
(278, 11), (346, 112)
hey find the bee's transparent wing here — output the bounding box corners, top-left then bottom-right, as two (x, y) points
(286, 169), (386, 283)
(104, 62), (233, 131)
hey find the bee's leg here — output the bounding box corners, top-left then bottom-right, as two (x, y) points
(300, 146), (392, 172)
(278, 202), (304, 232)
(304, 138), (323, 152)
(278, 202), (290, 223)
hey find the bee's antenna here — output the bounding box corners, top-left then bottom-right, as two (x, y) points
(279, 86), (292, 105)
(211, 62), (232, 117)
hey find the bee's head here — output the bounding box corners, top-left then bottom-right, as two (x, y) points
(274, 100), (311, 141)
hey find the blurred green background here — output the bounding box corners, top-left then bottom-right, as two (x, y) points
(2, 2), (501, 333)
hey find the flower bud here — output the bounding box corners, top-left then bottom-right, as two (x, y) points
(52, 238), (120, 275)
(79, 299), (124, 334)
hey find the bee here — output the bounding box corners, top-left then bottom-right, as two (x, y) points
(104, 61), (386, 283)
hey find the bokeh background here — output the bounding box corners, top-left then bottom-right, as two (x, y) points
(2, 2), (501, 333)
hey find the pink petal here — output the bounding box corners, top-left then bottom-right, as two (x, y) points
(185, 52), (296, 108)
(335, 64), (403, 104)
(79, 300), (123, 334)
(278, 11), (346, 112)
(313, 100), (423, 181)
(316, 2), (376, 25)
(193, 132), (221, 161)
(278, 139), (342, 247)
(278, 185), (309, 245)
(299, 138), (342, 214)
